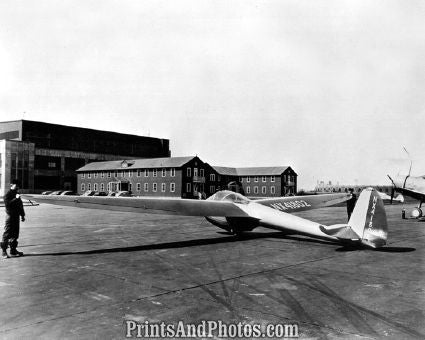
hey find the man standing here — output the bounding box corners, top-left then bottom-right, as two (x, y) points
(346, 188), (357, 221)
(1, 179), (25, 259)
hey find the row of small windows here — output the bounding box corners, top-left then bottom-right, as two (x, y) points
(81, 168), (177, 179)
(238, 176), (276, 183)
(186, 168), (205, 177)
(237, 175), (295, 183)
(81, 182), (176, 193)
(80, 168), (290, 184)
(246, 186), (276, 195)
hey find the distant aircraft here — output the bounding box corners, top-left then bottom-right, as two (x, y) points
(22, 188), (388, 248)
(387, 147), (425, 218)
(388, 174), (425, 218)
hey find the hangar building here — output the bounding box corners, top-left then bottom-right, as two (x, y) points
(0, 120), (170, 196)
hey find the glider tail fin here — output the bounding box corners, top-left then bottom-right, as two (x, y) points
(320, 188), (388, 248)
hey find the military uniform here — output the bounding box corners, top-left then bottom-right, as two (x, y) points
(1, 188), (25, 257)
(346, 192), (357, 221)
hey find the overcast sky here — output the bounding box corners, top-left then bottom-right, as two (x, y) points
(1, 0), (424, 189)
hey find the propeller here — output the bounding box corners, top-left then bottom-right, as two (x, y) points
(403, 146), (413, 177)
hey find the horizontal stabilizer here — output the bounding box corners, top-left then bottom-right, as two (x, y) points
(319, 225), (361, 241)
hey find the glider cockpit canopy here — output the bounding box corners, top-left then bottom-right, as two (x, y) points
(207, 190), (250, 204)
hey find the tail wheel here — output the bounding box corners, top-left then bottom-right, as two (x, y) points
(410, 207), (423, 218)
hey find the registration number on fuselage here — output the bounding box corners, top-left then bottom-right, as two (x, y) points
(269, 200), (311, 211)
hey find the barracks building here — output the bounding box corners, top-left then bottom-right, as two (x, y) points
(0, 120), (170, 196)
(77, 157), (297, 198)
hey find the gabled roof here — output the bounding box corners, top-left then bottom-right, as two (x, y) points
(237, 167), (291, 176)
(212, 166), (292, 176)
(77, 156), (196, 172)
(212, 166), (238, 176)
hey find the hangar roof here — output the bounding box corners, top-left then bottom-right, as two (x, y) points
(212, 166), (293, 176)
(77, 156), (196, 172)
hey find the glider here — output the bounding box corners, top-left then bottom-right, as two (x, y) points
(22, 188), (388, 248)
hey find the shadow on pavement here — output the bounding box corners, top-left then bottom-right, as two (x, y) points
(22, 231), (339, 257)
(336, 245), (416, 253)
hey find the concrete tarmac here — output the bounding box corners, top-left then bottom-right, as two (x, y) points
(0, 202), (423, 339)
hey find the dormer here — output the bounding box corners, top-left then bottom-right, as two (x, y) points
(121, 160), (135, 168)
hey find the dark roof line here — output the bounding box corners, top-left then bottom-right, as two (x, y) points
(0, 119), (168, 141)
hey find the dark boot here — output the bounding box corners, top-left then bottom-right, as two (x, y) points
(1, 242), (9, 259)
(9, 249), (23, 257)
(9, 240), (23, 257)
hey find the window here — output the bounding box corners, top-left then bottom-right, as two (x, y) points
(144, 183), (149, 192)
(170, 183), (175, 193)
(48, 162), (56, 168)
(107, 171), (111, 178)
(88, 173), (91, 179)
(121, 170), (125, 177)
(254, 176), (258, 182)
(200, 169), (204, 177)
(153, 169), (157, 177)
(246, 177), (250, 183)
(239, 177), (243, 183)
(162, 169), (166, 177)
(210, 174), (215, 181)
(101, 172), (104, 178)
(170, 168), (175, 177)
(81, 173), (85, 179)
(254, 186), (258, 194)
(144, 169), (149, 177)
(271, 176), (275, 183)
(81, 183), (85, 191)
(271, 186), (275, 194)
(210, 185), (215, 193)
(94, 172), (98, 179)
(262, 176), (266, 182)
(246, 186), (250, 194)
(88, 183), (91, 190)
(186, 183), (191, 192)
(194, 168), (198, 177)
(161, 183), (166, 192)
(129, 183), (132, 191)
(137, 183), (141, 191)
(152, 183), (157, 192)
(137, 169), (141, 177)
(94, 183), (98, 191)
(100, 183), (105, 191)
(107, 183), (111, 191)
(187, 168), (191, 177)
(262, 186), (266, 194)
(114, 171), (118, 177)
(128, 170), (133, 177)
